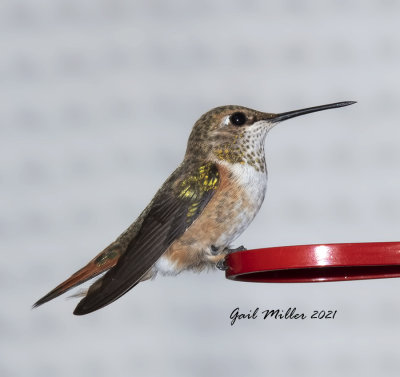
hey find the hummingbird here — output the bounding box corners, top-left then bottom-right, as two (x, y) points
(33, 101), (355, 315)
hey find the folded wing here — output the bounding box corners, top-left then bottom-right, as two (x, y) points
(73, 162), (220, 315)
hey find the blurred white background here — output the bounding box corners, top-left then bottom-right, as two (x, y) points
(2, 0), (400, 376)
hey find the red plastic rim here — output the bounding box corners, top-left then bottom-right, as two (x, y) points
(225, 242), (400, 283)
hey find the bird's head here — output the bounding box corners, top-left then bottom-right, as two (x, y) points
(185, 102), (356, 168)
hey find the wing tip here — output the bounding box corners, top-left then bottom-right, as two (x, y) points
(72, 280), (108, 315)
(73, 296), (112, 315)
(73, 299), (92, 316)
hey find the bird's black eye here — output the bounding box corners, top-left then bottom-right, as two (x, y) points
(230, 112), (247, 126)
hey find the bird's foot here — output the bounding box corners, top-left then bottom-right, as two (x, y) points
(210, 245), (246, 271)
(225, 245), (247, 254)
(216, 258), (228, 271)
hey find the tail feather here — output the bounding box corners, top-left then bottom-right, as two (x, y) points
(33, 245), (121, 308)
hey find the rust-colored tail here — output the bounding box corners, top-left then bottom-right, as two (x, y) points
(33, 245), (121, 308)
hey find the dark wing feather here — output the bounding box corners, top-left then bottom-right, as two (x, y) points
(73, 162), (220, 315)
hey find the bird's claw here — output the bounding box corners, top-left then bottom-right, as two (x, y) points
(214, 245), (247, 270)
(216, 259), (228, 271)
(226, 245), (247, 254)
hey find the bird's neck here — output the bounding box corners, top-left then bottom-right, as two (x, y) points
(211, 142), (266, 173)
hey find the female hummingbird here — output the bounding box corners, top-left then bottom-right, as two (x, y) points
(33, 101), (355, 315)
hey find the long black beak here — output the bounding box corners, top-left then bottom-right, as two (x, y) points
(270, 101), (356, 123)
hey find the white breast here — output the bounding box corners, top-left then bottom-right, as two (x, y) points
(229, 162), (268, 200)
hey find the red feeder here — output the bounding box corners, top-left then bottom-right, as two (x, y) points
(225, 242), (400, 283)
